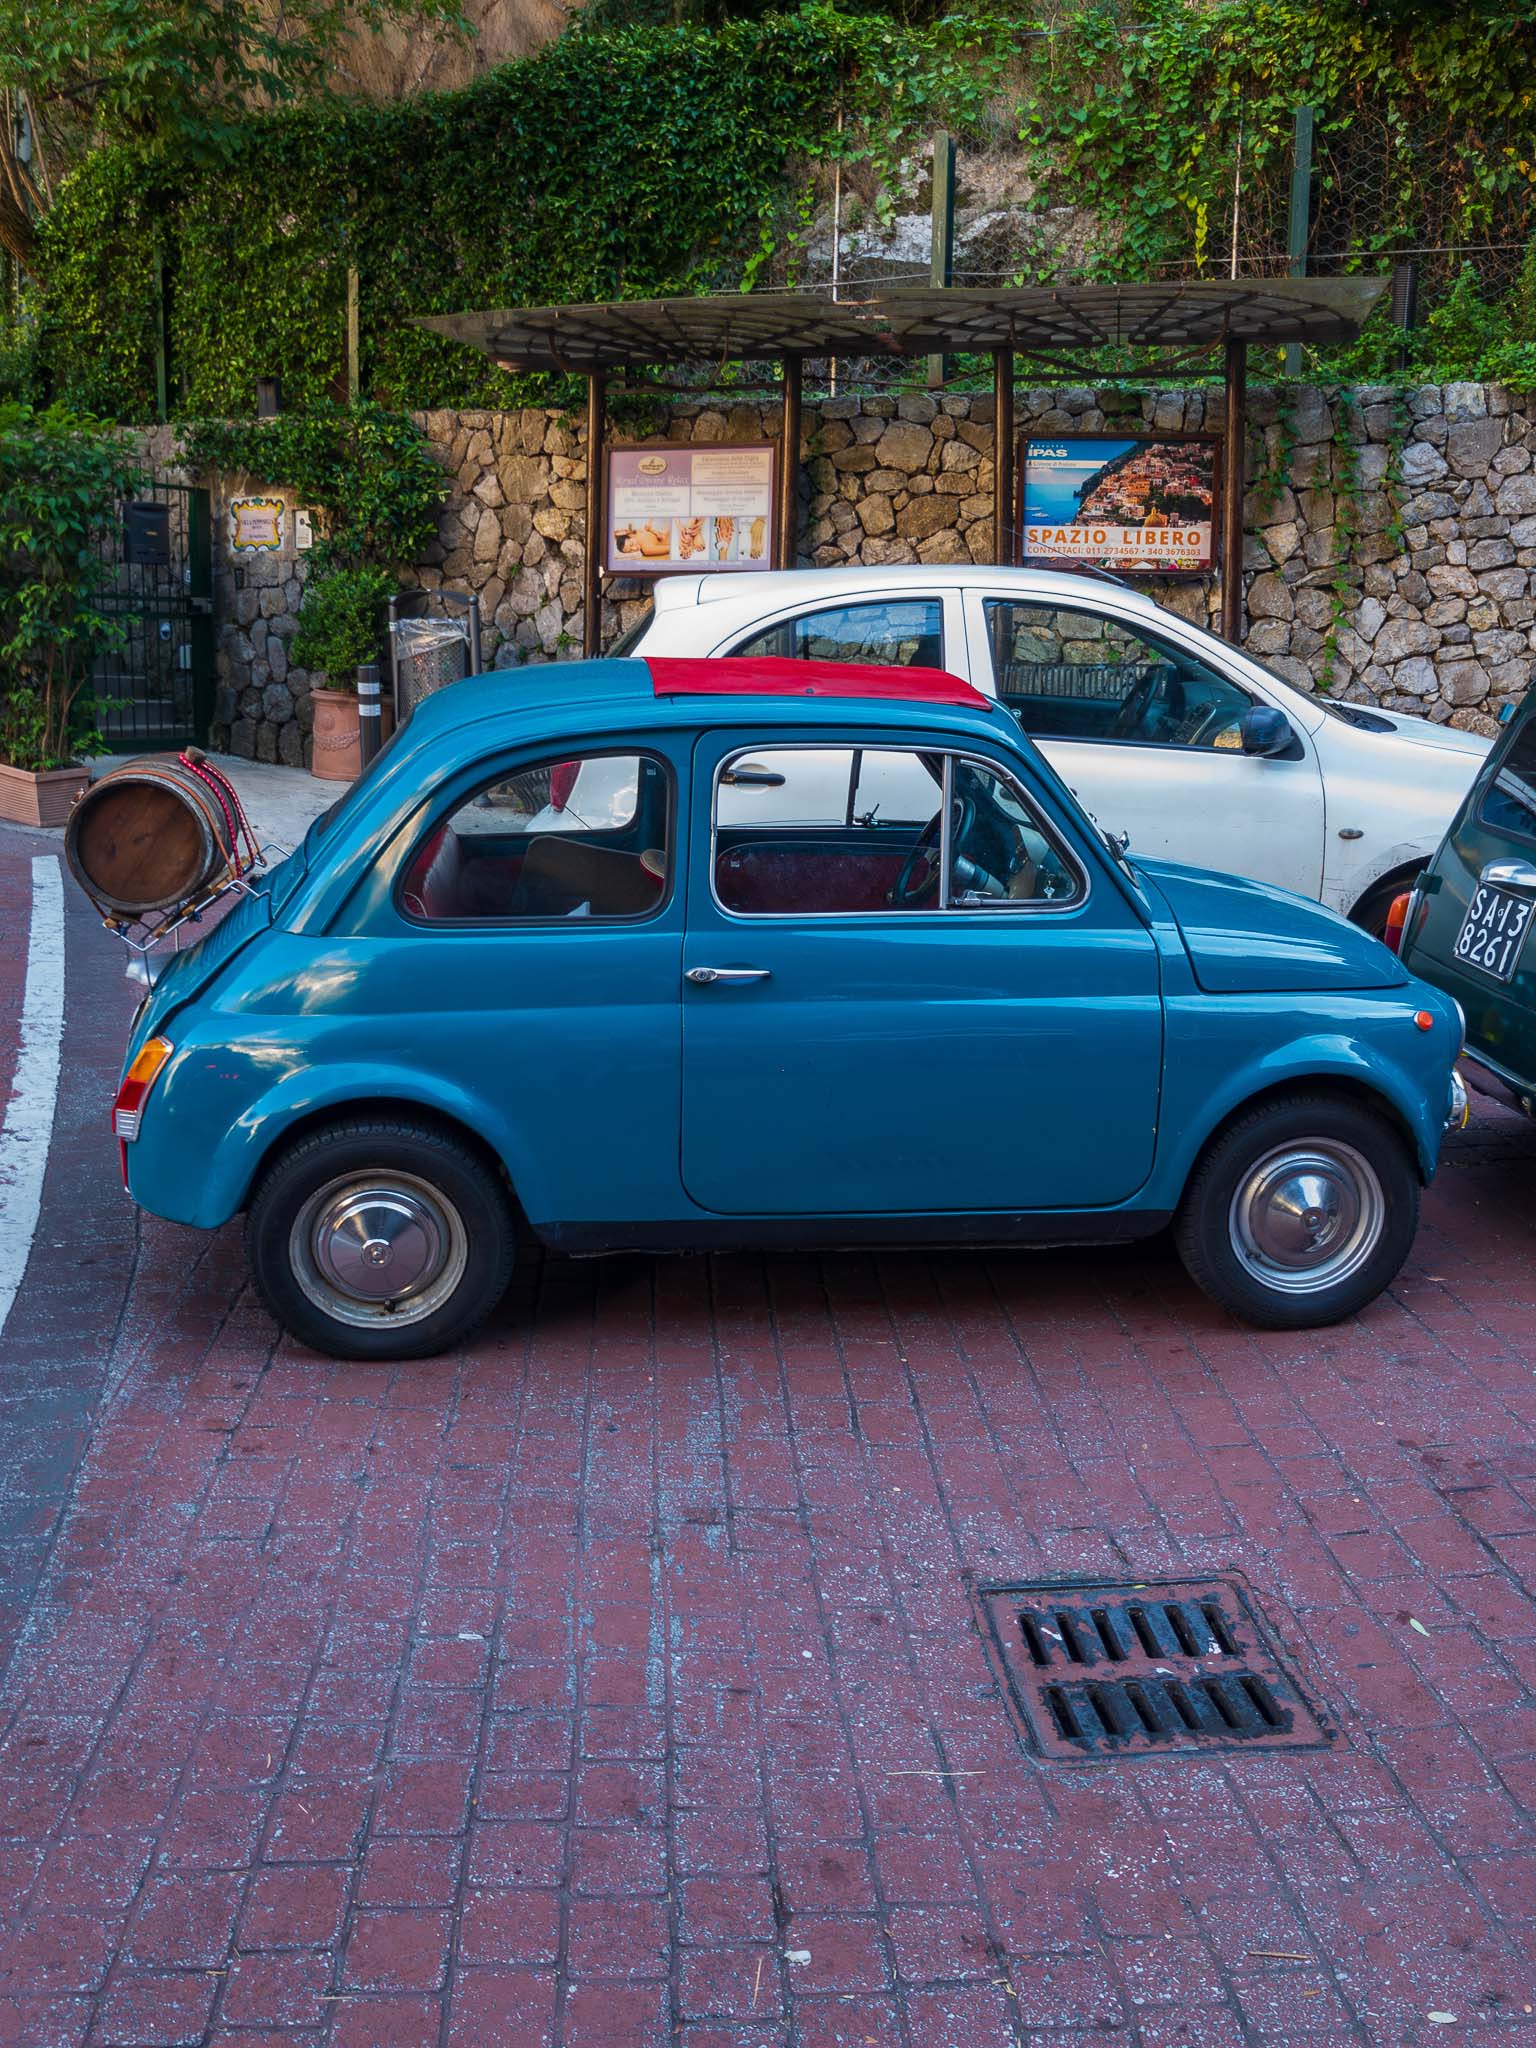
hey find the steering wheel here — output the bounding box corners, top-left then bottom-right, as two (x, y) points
(1108, 668), (1162, 741)
(891, 796), (974, 907)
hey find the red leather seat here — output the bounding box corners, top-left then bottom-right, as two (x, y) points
(402, 826), (465, 919)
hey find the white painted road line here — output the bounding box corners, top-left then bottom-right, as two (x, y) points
(0, 857), (66, 1345)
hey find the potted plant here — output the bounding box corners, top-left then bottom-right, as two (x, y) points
(290, 563), (395, 782)
(0, 403), (142, 826)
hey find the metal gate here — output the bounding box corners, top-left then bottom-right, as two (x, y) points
(94, 479), (215, 750)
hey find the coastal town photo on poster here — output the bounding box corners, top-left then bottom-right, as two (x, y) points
(1019, 434), (1220, 575)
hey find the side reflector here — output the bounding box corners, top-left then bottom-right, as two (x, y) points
(1414, 1010), (1435, 1032)
(1384, 892), (1411, 954)
(113, 1036), (174, 1140)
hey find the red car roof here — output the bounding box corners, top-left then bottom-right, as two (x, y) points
(645, 655), (989, 710)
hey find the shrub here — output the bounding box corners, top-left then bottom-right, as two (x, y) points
(0, 403), (142, 770)
(290, 563), (394, 687)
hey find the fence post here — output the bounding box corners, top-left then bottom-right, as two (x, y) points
(346, 266), (360, 404)
(928, 131), (956, 391)
(1284, 107), (1315, 378)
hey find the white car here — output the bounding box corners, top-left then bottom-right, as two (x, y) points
(575, 566), (1490, 930)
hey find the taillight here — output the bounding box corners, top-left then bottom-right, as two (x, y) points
(113, 1036), (174, 1140)
(1383, 892), (1411, 954)
(548, 761), (580, 812)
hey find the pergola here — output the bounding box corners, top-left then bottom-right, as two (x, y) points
(420, 276), (1387, 656)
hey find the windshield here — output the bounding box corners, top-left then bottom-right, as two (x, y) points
(608, 612), (654, 658)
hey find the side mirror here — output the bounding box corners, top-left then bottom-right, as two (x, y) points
(1240, 706), (1295, 758)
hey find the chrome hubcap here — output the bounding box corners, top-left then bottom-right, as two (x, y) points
(291, 1173), (467, 1329)
(1229, 1141), (1385, 1297)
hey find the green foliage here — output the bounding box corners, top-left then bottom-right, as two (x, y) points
(289, 563), (394, 687)
(0, 402), (142, 769)
(35, 7), (1012, 420)
(180, 401), (445, 568)
(1025, 0), (1536, 280)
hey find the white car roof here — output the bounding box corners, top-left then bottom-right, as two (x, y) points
(652, 564), (1172, 616)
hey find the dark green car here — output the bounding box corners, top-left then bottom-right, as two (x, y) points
(1398, 694), (1536, 1116)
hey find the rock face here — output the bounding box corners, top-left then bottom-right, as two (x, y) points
(168, 383), (1536, 761)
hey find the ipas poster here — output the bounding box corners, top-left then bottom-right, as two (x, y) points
(1020, 436), (1218, 574)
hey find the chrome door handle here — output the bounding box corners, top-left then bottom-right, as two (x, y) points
(1481, 858), (1536, 892)
(685, 966), (772, 985)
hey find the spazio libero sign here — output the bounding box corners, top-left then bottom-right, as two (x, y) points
(1019, 435), (1221, 576)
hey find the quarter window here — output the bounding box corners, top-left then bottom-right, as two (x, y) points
(984, 600), (1252, 750)
(401, 752), (671, 922)
(729, 598), (944, 669)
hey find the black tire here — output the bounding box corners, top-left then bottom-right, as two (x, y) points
(247, 1115), (517, 1360)
(1350, 866), (1424, 939)
(1174, 1092), (1419, 1329)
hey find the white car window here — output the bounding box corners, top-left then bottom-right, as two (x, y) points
(728, 598), (944, 668)
(983, 599), (1253, 751)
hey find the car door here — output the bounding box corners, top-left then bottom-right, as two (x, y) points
(680, 728), (1164, 1217)
(367, 740), (687, 1226)
(962, 590), (1326, 897)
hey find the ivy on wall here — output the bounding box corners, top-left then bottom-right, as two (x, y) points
(35, 7), (1009, 422)
(22, 0), (1536, 420)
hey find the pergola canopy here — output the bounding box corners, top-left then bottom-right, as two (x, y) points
(419, 275), (1389, 657)
(418, 276), (1387, 375)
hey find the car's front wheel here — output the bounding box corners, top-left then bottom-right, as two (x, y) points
(1174, 1092), (1419, 1328)
(247, 1116), (517, 1360)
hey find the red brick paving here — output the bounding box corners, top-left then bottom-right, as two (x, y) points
(1, 820), (1535, 2043)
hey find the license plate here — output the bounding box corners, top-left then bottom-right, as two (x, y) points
(1454, 883), (1534, 983)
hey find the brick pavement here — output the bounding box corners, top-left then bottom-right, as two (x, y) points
(0, 820), (1535, 2046)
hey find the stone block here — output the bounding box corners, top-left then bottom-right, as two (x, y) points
(1426, 563), (1478, 599)
(1392, 656), (1438, 697)
(1446, 417), (1504, 476)
(857, 494), (895, 537)
(1375, 617), (1437, 661)
(1401, 442), (1449, 487)
(895, 495), (953, 542)
(1496, 474), (1536, 517)
(1247, 573), (1294, 622)
(1440, 660), (1490, 705)
(916, 529), (971, 565)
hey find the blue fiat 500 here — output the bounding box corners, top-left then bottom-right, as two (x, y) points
(115, 657), (1465, 1360)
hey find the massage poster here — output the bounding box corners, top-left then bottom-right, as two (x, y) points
(606, 446), (775, 574)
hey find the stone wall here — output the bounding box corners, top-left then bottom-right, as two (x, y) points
(177, 382), (1536, 763)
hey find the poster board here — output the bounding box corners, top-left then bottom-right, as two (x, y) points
(1019, 434), (1220, 575)
(606, 446), (775, 575)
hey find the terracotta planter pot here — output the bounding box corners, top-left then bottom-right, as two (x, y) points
(309, 689), (394, 783)
(0, 760), (91, 828)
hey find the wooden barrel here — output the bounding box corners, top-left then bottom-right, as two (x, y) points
(65, 756), (237, 917)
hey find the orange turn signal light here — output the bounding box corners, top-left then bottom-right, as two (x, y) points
(113, 1036), (174, 1140)
(1383, 892), (1411, 954)
(1414, 1010), (1435, 1032)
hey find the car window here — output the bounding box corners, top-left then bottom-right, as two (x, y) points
(728, 598), (944, 668)
(948, 758), (1085, 907)
(401, 752), (671, 923)
(714, 746), (943, 915)
(712, 744), (1081, 917)
(984, 599), (1252, 749)
(1478, 716), (1536, 845)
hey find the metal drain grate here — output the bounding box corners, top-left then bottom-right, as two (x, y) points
(973, 1575), (1332, 1762)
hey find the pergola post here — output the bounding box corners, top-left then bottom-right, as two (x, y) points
(582, 370), (606, 659)
(1220, 337), (1247, 645)
(992, 347), (1015, 565)
(777, 354), (803, 571)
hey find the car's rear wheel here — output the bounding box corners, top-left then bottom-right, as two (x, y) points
(1174, 1092), (1419, 1328)
(247, 1116), (516, 1360)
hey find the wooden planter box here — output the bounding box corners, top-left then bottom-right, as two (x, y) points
(0, 761), (91, 828)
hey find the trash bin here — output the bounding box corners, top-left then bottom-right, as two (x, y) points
(389, 591), (483, 720)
